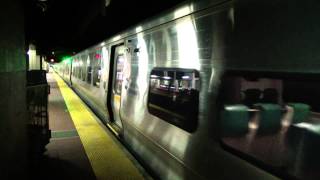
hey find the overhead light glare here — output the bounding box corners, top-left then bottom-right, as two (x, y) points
(135, 26), (143, 33)
(105, 0), (111, 7)
(112, 35), (121, 41)
(174, 6), (193, 18)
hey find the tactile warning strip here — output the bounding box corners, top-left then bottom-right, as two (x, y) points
(51, 130), (79, 139)
(54, 73), (144, 180)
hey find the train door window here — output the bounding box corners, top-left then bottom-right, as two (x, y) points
(93, 56), (101, 87)
(87, 66), (92, 84)
(94, 67), (101, 87)
(75, 60), (78, 77)
(76, 59), (81, 79)
(219, 71), (320, 180)
(81, 56), (86, 81)
(114, 55), (125, 94)
(148, 68), (200, 132)
(86, 56), (92, 84)
(81, 66), (84, 81)
(72, 63), (75, 77)
(77, 64), (81, 79)
(65, 62), (70, 75)
(72, 61), (76, 77)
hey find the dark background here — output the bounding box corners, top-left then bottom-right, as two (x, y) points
(24, 0), (186, 61)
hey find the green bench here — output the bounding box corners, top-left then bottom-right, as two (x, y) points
(287, 103), (310, 124)
(253, 103), (282, 133)
(221, 104), (249, 137)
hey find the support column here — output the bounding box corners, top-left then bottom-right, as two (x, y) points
(0, 0), (27, 178)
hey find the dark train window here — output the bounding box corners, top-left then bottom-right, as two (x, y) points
(219, 71), (320, 180)
(93, 67), (101, 87)
(86, 66), (92, 84)
(93, 60), (101, 87)
(78, 66), (81, 79)
(80, 56), (86, 81)
(114, 55), (125, 94)
(147, 68), (200, 132)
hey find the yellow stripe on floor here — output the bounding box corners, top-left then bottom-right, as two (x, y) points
(53, 73), (144, 180)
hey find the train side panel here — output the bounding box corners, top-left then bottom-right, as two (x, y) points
(119, 2), (278, 180)
(70, 48), (111, 122)
(53, 0), (320, 179)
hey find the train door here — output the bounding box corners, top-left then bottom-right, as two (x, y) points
(108, 44), (125, 130)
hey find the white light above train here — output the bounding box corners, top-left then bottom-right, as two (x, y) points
(135, 26), (143, 33)
(112, 35), (121, 41)
(105, 0), (111, 7)
(174, 5), (193, 18)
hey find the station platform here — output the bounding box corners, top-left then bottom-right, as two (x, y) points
(29, 72), (149, 180)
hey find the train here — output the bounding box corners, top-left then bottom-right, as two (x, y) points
(54, 0), (320, 179)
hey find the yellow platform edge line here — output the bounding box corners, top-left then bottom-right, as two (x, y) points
(53, 73), (144, 180)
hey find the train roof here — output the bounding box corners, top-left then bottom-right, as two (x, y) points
(74, 0), (227, 56)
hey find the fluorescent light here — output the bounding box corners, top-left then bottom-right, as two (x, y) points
(112, 35), (121, 41)
(174, 6), (193, 18)
(105, 0), (111, 7)
(135, 26), (143, 33)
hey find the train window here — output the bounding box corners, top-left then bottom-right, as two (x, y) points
(147, 68), (200, 132)
(73, 60), (78, 79)
(77, 66), (81, 79)
(93, 62), (101, 87)
(81, 62), (85, 81)
(219, 71), (320, 179)
(76, 60), (81, 79)
(93, 67), (101, 87)
(86, 66), (92, 84)
(114, 55), (125, 94)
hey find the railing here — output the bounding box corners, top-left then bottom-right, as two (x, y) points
(27, 70), (51, 156)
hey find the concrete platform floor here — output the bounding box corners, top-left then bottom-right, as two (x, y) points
(28, 72), (149, 180)
(28, 73), (95, 179)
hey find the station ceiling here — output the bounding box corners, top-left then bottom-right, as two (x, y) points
(25, 0), (185, 60)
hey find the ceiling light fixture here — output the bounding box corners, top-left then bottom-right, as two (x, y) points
(105, 0), (111, 7)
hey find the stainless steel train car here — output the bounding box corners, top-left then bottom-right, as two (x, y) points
(54, 0), (320, 179)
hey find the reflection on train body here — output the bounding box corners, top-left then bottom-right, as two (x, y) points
(148, 68), (200, 132)
(220, 71), (320, 180)
(54, 0), (320, 179)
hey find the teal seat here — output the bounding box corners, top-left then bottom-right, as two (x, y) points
(287, 103), (310, 124)
(254, 103), (282, 133)
(221, 104), (249, 137)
